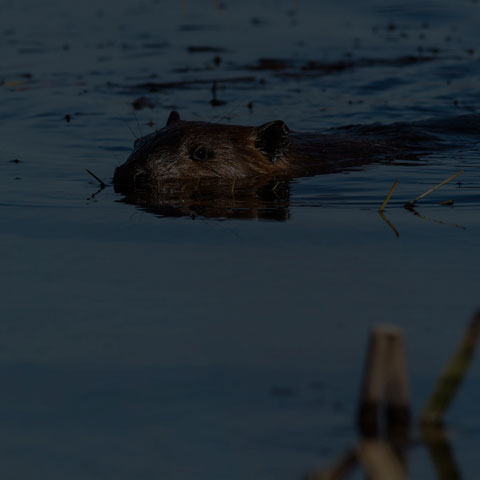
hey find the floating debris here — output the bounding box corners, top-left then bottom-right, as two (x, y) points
(132, 96), (154, 110)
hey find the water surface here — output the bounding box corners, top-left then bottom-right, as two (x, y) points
(1, 0), (480, 478)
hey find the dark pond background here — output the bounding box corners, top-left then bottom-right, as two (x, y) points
(1, 0), (480, 478)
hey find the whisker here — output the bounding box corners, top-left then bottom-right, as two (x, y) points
(133, 109), (144, 137)
(123, 120), (138, 140)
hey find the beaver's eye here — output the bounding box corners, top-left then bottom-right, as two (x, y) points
(192, 147), (208, 162)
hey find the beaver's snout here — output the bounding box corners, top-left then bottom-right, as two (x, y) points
(113, 166), (125, 186)
(113, 161), (150, 189)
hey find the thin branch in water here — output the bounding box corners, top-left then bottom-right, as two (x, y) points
(420, 312), (480, 425)
(86, 169), (107, 188)
(379, 179), (398, 213)
(404, 170), (464, 209)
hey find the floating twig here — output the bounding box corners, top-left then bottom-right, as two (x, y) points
(379, 179), (399, 213)
(420, 312), (480, 425)
(86, 169), (107, 188)
(404, 170), (464, 209)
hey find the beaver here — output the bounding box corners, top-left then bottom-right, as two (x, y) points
(113, 111), (479, 219)
(113, 110), (444, 188)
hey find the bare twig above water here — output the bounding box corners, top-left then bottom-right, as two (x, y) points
(379, 179), (399, 213)
(420, 312), (480, 425)
(86, 169), (107, 188)
(404, 170), (464, 209)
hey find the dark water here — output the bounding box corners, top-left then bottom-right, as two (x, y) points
(1, 0), (480, 478)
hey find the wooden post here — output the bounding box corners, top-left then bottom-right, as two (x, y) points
(357, 326), (410, 437)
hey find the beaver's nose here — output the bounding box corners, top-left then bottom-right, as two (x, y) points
(113, 165), (129, 187)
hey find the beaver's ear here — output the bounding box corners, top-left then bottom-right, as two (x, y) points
(254, 120), (290, 163)
(166, 111), (181, 127)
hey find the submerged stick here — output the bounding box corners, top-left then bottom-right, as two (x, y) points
(404, 170), (463, 209)
(86, 169), (107, 188)
(420, 312), (480, 425)
(379, 179), (399, 213)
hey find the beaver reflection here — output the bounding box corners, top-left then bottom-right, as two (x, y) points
(115, 176), (292, 220)
(114, 111), (480, 220)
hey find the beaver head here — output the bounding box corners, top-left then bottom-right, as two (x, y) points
(113, 111), (291, 187)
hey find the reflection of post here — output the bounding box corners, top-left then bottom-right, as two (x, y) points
(420, 312), (480, 425)
(357, 440), (407, 480)
(304, 450), (357, 480)
(420, 425), (462, 480)
(357, 326), (410, 438)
